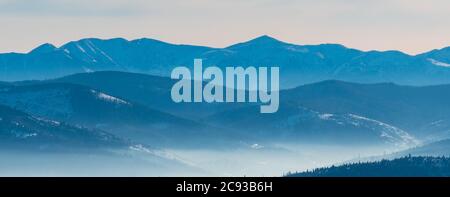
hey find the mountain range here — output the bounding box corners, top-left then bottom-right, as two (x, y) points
(1, 35), (450, 88)
(0, 81), (238, 148)
(2, 35), (450, 176)
(0, 103), (203, 176)
(4, 71), (450, 149)
(31, 72), (450, 142)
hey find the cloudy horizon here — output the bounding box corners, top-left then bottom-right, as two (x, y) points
(0, 0), (449, 55)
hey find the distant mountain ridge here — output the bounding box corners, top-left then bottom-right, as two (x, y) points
(1, 36), (450, 87)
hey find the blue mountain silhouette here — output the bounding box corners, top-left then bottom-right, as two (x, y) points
(1, 36), (450, 87)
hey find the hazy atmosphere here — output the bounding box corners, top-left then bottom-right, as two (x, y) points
(1, 0), (450, 178)
(0, 0), (449, 54)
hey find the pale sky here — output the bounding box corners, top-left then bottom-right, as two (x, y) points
(0, 0), (449, 55)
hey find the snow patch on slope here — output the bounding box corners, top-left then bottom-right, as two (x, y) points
(348, 114), (419, 148)
(34, 116), (61, 126)
(318, 113), (333, 120)
(285, 45), (309, 53)
(428, 58), (450, 67)
(276, 106), (418, 148)
(76, 44), (86, 53)
(90, 90), (129, 105)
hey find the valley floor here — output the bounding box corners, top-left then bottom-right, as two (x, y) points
(0, 143), (398, 177)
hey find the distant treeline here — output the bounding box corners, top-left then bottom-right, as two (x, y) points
(286, 156), (450, 177)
